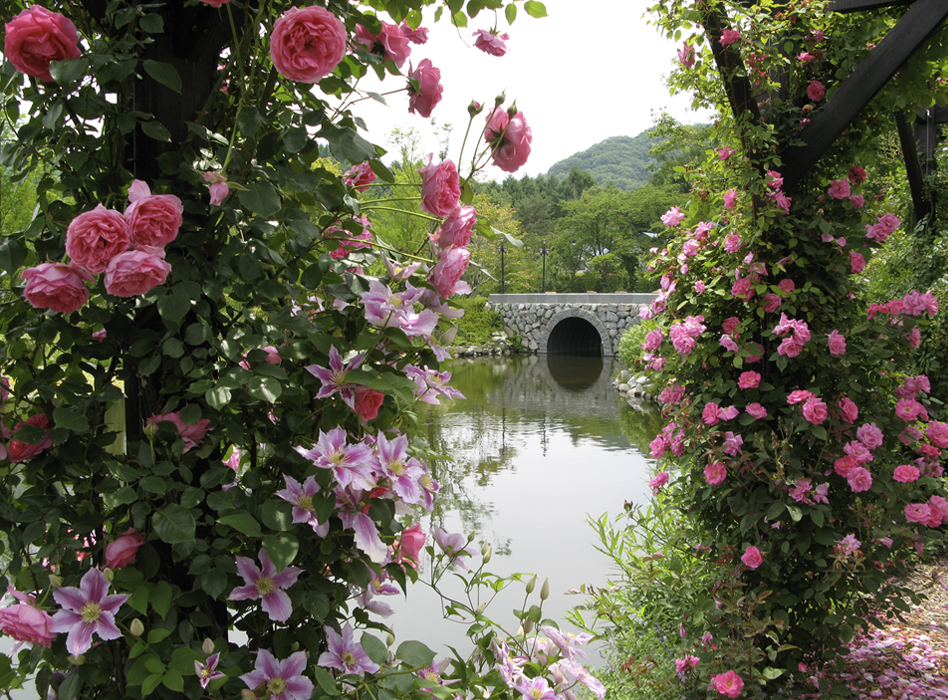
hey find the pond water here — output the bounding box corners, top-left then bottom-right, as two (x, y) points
(387, 354), (662, 661)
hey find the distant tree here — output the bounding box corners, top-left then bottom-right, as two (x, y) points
(646, 113), (714, 190)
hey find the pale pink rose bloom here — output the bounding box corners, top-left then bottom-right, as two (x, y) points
(850, 194), (865, 209)
(0, 587), (54, 648)
(353, 21), (411, 69)
(407, 59), (443, 118)
(484, 108), (532, 173)
(146, 411), (211, 452)
(677, 42), (695, 68)
(719, 28), (741, 46)
(807, 80), (825, 101)
(926, 421), (948, 449)
(893, 465), (920, 483)
(204, 171), (230, 204)
(429, 247), (470, 298)
(827, 330), (846, 356)
(723, 188), (738, 210)
(271, 6), (348, 82)
(723, 234), (742, 253)
(21, 263), (94, 314)
(850, 251), (866, 274)
(905, 503), (932, 524)
(125, 192), (183, 248)
(802, 396), (828, 424)
(4, 5), (82, 82)
(66, 204), (131, 273)
(417, 157), (461, 217)
(661, 206), (685, 227)
(704, 461), (727, 485)
(839, 396), (859, 424)
(104, 250), (171, 297)
(762, 292), (782, 313)
(399, 22), (428, 45)
(745, 403), (767, 419)
(740, 546), (763, 569)
(473, 29), (508, 56)
(738, 371), (761, 389)
(104, 529), (145, 569)
(828, 179), (851, 199)
(856, 423), (884, 450)
(847, 466), (873, 493)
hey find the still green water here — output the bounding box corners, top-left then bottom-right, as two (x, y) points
(389, 354), (662, 658)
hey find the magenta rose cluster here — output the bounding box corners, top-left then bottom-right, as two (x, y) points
(20, 180), (181, 314)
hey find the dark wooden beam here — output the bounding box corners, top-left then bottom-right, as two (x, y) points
(830, 0), (915, 11)
(896, 110), (933, 225)
(701, 9), (762, 126)
(781, 0), (948, 190)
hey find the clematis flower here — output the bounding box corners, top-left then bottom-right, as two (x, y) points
(50, 568), (130, 656)
(305, 345), (366, 410)
(317, 624), (380, 676)
(276, 475), (324, 534)
(433, 527), (475, 569)
(228, 549), (301, 622)
(241, 649), (315, 700)
(195, 653), (226, 689)
(297, 427), (377, 491)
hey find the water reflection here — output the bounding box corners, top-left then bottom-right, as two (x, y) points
(390, 356), (659, 658)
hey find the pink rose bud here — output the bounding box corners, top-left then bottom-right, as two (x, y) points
(104, 529), (145, 569)
(399, 523), (426, 562)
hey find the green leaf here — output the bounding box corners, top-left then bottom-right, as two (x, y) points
(361, 633), (388, 665)
(219, 512), (262, 537)
(259, 500), (294, 531)
(58, 671), (82, 700)
(141, 674), (163, 696)
(238, 181), (282, 217)
(314, 667), (340, 696)
(205, 386), (232, 410)
(248, 376), (282, 403)
(319, 123), (377, 163)
(262, 534), (299, 571)
(143, 60), (182, 93)
(0, 237), (27, 276)
(150, 581), (174, 618)
(52, 406), (90, 433)
(147, 628), (172, 644)
(141, 120), (172, 142)
(524, 0), (547, 17)
(396, 640), (436, 667)
(139, 13), (164, 34)
(152, 505), (196, 544)
(505, 2), (517, 24)
(157, 284), (192, 325)
(49, 57), (86, 84)
(786, 505), (803, 523)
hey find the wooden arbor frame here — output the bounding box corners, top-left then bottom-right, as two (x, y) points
(701, 0), (948, 223)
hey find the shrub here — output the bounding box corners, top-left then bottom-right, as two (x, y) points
(451, 296), (504, 345)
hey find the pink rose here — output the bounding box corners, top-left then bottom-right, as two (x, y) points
(8, 414), (53, 463)
(4, 5), (82, 82)
(905, 503), (932, 525)
(417, 157), (461, 217)
(21, 263), (94, 314)
(850, 251), (866, 274)
(827, 330), (846, 356)
(473, 29), (508, 56)
(104, 250), (171, 297)
(893, 465), (920, 483)
(0, 588), (54, 648)
(204, 171), (230, 205)
(678, 42), (695, 68)
(433, 206), (477, 249)
(849, 166), (867, 184)
(399, 523), (426, 562)
(407, 59), (443, 118)
(807, 80), (825, 101)
(353, 385), (385, 421)
(828, 179), (850, 199)
(847, 466), (873, 493)
(723, 188), (738, 209)
(146, 411), (211, 452)
(802, 396), (828, 424)
(649, 471), (669, 495)
(429, 247), (470, 298)
(762, 293), (782, 313)
(740, 546), (763, 569)
(199, 0), (232, 6)
(125, 191), (183, 248)
(484, 107), (532, 173)
(745, 403), (767, 419)
(105, 529), (145, 569)
(839, 396), (859, 424)
(343, 162), (376, 192)
(926, 421), (948, 449)
(850, 194), (865, 209)
(400, 22), (428, 45)
(66, 204), (131, 273)
(718, 28), (741, 46)
(704, 461), (727, 485)
(738, 371), (761, 389)
(353, 21), (411, 69)
(712, 670), (744, 698)
(271, 6), (348, 82)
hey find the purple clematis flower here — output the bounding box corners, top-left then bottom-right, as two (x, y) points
(50, 567), (130, 656)
(317, 623), (380, 676)
(240, 649), (313, 700)
(433, 527), (475, 569)
(275, 475), (326, 535)
(375, 432), (426, 505)
(305, 345), (365, 410)
(297, 427), (377, 491)
(195, 653), (226, 689)
(228, 549), (301, 622)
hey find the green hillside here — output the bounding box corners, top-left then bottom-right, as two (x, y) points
(546, 133), (658, 191)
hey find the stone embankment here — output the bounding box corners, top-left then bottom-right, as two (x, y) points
(613, 366), (656, 411)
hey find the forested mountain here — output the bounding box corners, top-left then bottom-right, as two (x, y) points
(546, 133), (659, 191)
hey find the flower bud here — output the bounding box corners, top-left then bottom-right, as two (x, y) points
(385, 633), (395, 647)
(540, 578), (550, 601)
(522, 618), (534, 634)
(129, 618), (145, 637)
(494, 93), (506, 106)
(102, 568), (115, 582)
(48, 574), (63, 588)
(475, 602), (487, 616)
(240, 690), (257, 700)
(67, 654), (84, 666)
(202, 638), (215, 655)
(525, 575), (536, 594)
(468, 100), (483, 116)
(481, 541), (492, 564)
(143, 421), (159, 439)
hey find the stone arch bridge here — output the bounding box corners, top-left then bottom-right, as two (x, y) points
(486, 293), (657, 357)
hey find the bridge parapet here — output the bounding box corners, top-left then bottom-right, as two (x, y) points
(486, 293), (657, 356)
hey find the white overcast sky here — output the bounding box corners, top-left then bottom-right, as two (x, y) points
(351, 0), (714, 180)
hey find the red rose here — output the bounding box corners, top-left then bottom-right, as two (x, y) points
(104, 529), (145, 569)
(4, 6), (82, 82)
(21, 263), (94, 314)
(353, 386), (384, 421)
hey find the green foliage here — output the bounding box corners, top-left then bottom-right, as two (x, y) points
(450, 296), (503, 345)
(617, 317), (655, 370)
(547, 134), (659, 191)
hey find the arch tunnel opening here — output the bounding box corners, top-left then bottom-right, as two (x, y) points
(546, 317), (603, 357)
